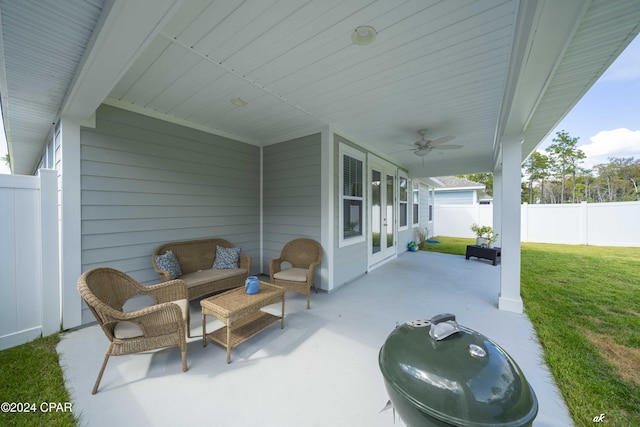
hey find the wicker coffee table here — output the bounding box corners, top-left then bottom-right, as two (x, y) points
(201, 281), (285, 363)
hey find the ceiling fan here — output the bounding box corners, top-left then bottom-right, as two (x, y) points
(408, 129), (461, 157)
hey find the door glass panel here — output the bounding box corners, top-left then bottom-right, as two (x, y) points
(371, 170), (381, 254)
(386, 174), (394, 249)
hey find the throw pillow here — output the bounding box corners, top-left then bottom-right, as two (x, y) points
(155, 250), (182, 279)
(213, 246), (240, 269)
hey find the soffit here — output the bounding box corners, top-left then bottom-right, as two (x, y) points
(0, 0), (105, 174)
(2, 0), (639, 178)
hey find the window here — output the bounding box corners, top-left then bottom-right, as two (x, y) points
(340, 145), (365, 246)
(412, 181), (420, 225)
(399, 175), (408, 229)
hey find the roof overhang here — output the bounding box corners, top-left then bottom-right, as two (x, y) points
(1, 0), (638, 176)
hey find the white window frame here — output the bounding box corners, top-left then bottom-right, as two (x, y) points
(399, 174), (408, 231)
(339, 144), (366, 247)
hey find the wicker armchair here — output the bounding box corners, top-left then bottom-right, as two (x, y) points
(269, 238), (322, 309)
(77, 267), (189, 394)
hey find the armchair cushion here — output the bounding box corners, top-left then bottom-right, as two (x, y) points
(114, 298), (189, 339)
(114, 321), (143, 339)
(213, 245), (240, 269)
(273, 267), (309, 282)
(155, 250), (182, 279)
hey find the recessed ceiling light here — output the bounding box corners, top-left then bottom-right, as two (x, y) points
(230, 98), (248, 106)
(352, 26), (377, 45)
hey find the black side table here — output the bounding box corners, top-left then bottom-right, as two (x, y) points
(465, 245), (501, 266)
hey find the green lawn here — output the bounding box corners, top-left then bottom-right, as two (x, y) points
(424, 237), (640, 427)
(0, 334), (78, 427)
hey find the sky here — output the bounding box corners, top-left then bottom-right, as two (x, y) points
(1, 36), (639, 175)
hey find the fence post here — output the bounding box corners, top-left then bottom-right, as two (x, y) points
(39, 169), (60, 335)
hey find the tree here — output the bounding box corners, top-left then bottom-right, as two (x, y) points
(523, 151), (551, 203)
(573, 167), (594, 202)
(2, 153), (9, 167)
(545, 131), (585, 203)
(593, 157), (640, 201)
(457, 173), (493, 196)
(616, 157), (640, 200)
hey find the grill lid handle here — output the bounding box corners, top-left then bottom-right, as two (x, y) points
(430, 313), (456, 325)
(429, 313), (460, 341)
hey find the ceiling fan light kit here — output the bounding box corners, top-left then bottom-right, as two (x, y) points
(414, 147), (432, 157)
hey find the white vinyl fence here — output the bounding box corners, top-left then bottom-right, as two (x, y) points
(434, 201), (640, 247)
(0, 170), (60, 350)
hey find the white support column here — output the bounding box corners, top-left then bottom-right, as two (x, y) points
(59, 118), (83, 329)
(39, 169), (60, 335)
(320, 126), (334, 292)
(499, 137), (523, 313)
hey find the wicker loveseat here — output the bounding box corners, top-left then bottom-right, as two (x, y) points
(152, 238), (251, 302)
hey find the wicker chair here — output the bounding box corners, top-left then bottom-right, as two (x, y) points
(77, 267), (189, 394)
(269, 238), (322, 309)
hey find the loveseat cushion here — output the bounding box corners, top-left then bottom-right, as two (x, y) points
(180, 268), (248, 288)
(213, 245), (241, 269)
(155, 250), (182, 279)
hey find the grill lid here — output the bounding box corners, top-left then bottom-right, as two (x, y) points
(379, 314), (538, 426)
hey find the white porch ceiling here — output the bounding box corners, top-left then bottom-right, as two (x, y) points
(1, 0), (639, 176)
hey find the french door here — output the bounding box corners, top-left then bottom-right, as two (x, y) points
(369, 157), (397, 267)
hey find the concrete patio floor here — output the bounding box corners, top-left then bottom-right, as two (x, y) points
(58, 251), (573, 427)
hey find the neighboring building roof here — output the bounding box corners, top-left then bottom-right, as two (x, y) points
(432, 176), (485, 191)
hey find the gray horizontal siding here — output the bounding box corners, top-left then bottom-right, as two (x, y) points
(434, 190), (474, 205)
(262, 134), (321, 276)
(80, 105), (260, 300)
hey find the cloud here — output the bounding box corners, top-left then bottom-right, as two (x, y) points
(579, 128), (640, 168)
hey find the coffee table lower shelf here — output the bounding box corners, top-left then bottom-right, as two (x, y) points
(205, 311), (281, 351)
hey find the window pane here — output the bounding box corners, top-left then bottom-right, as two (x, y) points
(343, 154), (362, 197)
(371, 169), (381, 243)
(386, 174), (394, 247)
(413, 204), (419, 224)
(399, 177), (407, 201)
(400, 203), (407, 227)
(343, 199), (362, 238)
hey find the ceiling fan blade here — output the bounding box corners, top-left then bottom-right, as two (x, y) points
(432, 144), (463, 150)
(429, 135), (456, 146)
